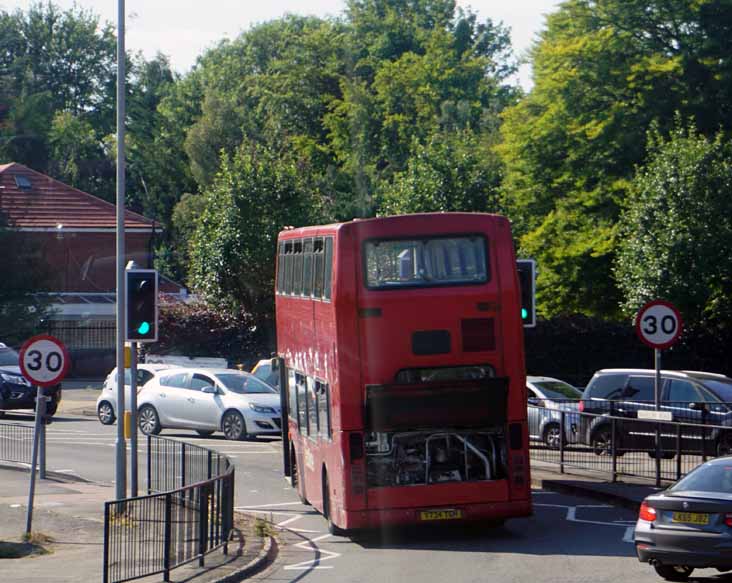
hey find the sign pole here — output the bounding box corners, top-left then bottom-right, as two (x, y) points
(654, 348), (662, 487)
(38, 393), (46, 479)
(25, 387), (45, 536)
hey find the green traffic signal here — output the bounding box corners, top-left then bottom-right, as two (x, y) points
(521, 308), (528, 320)
(137, 322), (151, 335)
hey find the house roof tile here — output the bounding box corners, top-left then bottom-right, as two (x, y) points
(0, 162), (155, 230)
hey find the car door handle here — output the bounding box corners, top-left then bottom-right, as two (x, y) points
(187, 397), (195, 403)
(159, 393), (166, 398)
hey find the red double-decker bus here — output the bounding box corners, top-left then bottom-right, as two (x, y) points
(275, 213), (531, 534)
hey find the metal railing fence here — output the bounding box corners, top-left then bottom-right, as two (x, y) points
(103, 435), (235, 583)
(529, 405), (732, 485)
(0, 421), (33, 464)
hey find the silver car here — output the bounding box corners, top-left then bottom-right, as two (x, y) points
(635, 457), (732, 581)
(96, 364), (176, 425)
(136, 368), (281, 440)
(527, 376), (582, 449)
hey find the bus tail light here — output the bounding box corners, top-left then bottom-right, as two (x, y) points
(639, 502), (657, 522)
(349, 433), (364, 461)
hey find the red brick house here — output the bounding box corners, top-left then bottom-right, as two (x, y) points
(0, 162), (186, 376)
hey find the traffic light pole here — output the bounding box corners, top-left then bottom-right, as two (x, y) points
(130, 342), (138, 497)
(114, 0), (127, 502)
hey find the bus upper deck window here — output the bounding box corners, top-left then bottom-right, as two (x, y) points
(365, 236), (489, 289)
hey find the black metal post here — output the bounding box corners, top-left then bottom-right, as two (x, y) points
(277, 357), (291, 477)
(702, 408), (708, 462)
(559, 410), (565, 474)
(163, 493), (172, 582)
(180, 442), (186, 489)
(199, 484), (209, 567)
(146, 434), (152, 494)
(103, 502), (110, 583)
(611, 417), (618, 483)
(676, 424), (682, 481)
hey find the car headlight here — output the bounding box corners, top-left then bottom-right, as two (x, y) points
(249, 403), (276, 414)
(0, 373), (30, 386)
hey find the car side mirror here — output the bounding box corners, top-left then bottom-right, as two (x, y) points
(202, 385), (218, 395)
(528, 397), (543, 407)
(689, 402), (708, 412)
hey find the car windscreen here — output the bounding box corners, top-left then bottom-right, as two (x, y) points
(0, 347), (19, 366)
(218, 373), (277, 394)
(670, 462), (732, 494)
(701, 379), (732, 402)
(364, 235), (488, 289)
(533, 381), (581, 400)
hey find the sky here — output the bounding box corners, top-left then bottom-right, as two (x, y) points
(3, 1), (562, 88)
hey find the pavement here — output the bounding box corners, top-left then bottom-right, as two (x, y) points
(530, 459), (664, 511)
(0, 464), (275, 583)
(57, 383), (102, 418)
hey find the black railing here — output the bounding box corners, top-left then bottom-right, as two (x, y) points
(103, 435), (235, 583)
(529, 404), (732, 485)
(0, 421), (33, 464)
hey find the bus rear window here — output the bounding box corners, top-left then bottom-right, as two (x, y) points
(364, 236), (488, 289)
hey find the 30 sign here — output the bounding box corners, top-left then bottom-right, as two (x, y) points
(19, 335), (70, 387)
(635, 300), (683, 350)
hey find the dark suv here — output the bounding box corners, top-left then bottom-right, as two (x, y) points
(579, 369), (732, 457)
(0, 343), (62, 417)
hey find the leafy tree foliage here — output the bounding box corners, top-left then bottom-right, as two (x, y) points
(615, 120), (732, 321)
(188, 143), (321, 313)
(500, 0), (732, 319)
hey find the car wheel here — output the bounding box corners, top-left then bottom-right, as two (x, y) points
(543, 424), (562, 450)
(138, 405), (161, 435)
(648, 451), (676, 460)
(222, 411), (247, 441)
(653, 564), (693, 581)
(590, 427), (624, 456)
(196, 430), (215, 438)
(291, 447), (309, 505)
(46, 402), (58, 417)
(97, 401), (116, 425)
(322, 470), (348, 536)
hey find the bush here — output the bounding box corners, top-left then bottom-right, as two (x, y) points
(144, 300), (274, 369)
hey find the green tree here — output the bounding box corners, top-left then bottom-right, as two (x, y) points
(188, 143), (320, 313)
(615, 119), (732, 322)
(0, 215), (50, 345)
(500, 0), (732, 319)
(379, 129), (502, 214)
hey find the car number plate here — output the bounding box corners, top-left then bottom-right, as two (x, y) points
(672, 512), (709, 525)
(419, 509), (462, 521)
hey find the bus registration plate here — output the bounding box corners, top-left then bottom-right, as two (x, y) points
(420, 509), (462, 521)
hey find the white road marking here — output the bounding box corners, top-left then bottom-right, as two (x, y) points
(284, 533), (341, 571)
(237, 501), (303, 509)
(277, 515), (303, 527)
(536, 502), (636, 544)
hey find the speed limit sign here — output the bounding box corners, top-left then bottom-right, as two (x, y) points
(19, 335), (70, 387)
(635, 300), (683, 350)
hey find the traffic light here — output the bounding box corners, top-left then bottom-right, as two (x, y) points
(126, 269), (158, 342)
(516, 259), (536, 328)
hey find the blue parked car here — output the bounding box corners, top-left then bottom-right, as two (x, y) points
(527, 376), (582, 449)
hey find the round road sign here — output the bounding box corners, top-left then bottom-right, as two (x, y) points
(19, 334), (70, 387)
(635, 300), (683, 350)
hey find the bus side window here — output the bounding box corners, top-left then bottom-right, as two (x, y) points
(303, 238), (314, 297)
(307, 377), (319, 437)
(276, 242), (285, 293)
(317, 381), (331, 440)
(288, 369), (297, 422)
(324, 236), (333, 300)
(296, 373), (307, 430)
(313, 238), (324, 299)
(293, 240), (304, 296)
(284, 241), (294, 294)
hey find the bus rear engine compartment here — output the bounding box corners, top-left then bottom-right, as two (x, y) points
(364, 429), (507, 488)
